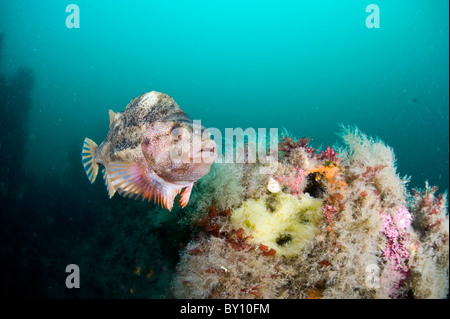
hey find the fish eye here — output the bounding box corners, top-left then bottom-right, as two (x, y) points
(171, 125), (181, 137)
(142, 137), (150, 145)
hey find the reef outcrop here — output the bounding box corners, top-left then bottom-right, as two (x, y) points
(172, 128), (449, 299)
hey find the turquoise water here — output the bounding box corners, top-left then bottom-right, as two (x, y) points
(1, 0), (448, 190)
(0, 1), (448, 298)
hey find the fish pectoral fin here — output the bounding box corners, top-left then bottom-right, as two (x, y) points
(178, 183), (194, 208)
(105, 161), (184, 211)
(102, 168), (116, 198)
(108, 109), (116, 127)
(82, 137), (99, 184)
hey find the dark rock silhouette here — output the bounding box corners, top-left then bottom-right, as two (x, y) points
(0, 33), (39, 298)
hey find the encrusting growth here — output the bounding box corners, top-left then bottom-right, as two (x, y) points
(172, 127), (449, 299)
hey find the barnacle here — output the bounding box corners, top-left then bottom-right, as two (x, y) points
(267, 177), (281, 193)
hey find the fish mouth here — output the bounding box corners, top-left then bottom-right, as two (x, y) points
(189, 141), (216, 161)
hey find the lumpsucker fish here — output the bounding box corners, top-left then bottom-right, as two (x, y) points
(81, 91), (216, 210)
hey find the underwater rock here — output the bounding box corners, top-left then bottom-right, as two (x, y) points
(0, 34), (34, 195)
(172, 128), (449, 299)
(0, 33), (3, 63)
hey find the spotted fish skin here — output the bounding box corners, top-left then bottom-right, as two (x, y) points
(82, 91), (216, 211)
(98, 92), (191, 163)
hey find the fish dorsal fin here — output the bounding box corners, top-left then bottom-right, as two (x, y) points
(105, 160), (187, 211)
(108, 109), (116, 127)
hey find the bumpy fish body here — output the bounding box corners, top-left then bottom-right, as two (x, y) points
(82, 91), (216, 210)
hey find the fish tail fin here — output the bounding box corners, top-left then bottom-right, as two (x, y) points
(81, 137), (99, 184)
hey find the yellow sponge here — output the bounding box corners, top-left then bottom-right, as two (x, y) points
(230, 192), (324, 258)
